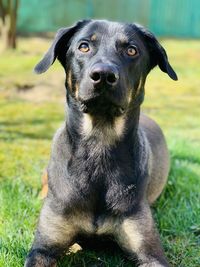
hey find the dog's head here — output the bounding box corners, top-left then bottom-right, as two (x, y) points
(35, 20), (177, 118)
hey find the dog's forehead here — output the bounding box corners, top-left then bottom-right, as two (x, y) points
(76, 20), (136, 42)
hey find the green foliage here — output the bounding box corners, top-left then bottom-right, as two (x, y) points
(0, 38), (199, 266)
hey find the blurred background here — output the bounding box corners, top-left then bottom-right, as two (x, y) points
(17, 0), (200, 37)
(0, 1), (200, 267)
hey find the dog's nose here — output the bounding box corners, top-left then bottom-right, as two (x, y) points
(89, 64), (119, 86)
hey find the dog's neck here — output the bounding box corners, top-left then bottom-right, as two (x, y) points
(65, 95), (141, 148)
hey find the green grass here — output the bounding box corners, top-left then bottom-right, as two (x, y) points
(0, 38), (200, 267)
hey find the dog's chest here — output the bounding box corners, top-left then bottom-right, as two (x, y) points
(67, 141), (142, 213)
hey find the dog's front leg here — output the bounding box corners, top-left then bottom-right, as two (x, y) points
(24, 201), (77, 267)
(115, 205), (169, 267)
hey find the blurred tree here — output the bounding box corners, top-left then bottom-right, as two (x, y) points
(0, 0), (19, 49)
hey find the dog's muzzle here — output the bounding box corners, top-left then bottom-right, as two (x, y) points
(78, 63), (127, 116)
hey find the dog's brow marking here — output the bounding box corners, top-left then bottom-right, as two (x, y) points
(114, 116), (126, 138)
(82, 113), (93, 136)
(117, 33), (128, 43)
(91, 34), (97, 41)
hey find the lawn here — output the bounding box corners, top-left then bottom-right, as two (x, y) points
(0, 37), (200, 267)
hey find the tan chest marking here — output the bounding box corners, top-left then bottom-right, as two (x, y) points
(114, 116), (126, 138)
(81, 113), (126, 144)
(82, 113), (93, 136)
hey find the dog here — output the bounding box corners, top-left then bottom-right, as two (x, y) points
(24, 19), (177, 267)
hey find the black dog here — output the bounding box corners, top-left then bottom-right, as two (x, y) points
(25, 20), (177, 267)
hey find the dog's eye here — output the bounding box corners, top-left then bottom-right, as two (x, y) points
(126, 46), (137, 57)
(78, 42), (90, 53)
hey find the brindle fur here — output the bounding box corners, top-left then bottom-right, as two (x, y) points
(24, 20), (177, 267)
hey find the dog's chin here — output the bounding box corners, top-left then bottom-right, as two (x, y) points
(78, 96), (126, 117)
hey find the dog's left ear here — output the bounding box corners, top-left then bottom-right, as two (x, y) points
(34, 20), (91, 74)
(135, 24), (178, 81)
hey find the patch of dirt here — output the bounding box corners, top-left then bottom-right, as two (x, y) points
(16, 83), (65, 103)
(15, 83), (34, 91)
(4, 71), (66, 103)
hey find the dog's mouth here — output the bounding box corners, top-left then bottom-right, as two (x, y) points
(79, 96), (126, 117)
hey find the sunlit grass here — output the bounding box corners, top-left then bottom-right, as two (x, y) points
(0, 38), (200, 266)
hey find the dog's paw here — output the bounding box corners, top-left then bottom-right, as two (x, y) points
(24, 250), (57, 267)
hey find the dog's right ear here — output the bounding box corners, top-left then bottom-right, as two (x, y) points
(134, 24), (178, 81)
(34, 20), (91, 74)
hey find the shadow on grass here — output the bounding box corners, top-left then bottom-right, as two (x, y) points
(0, 129), (53, 141)
(58, 239), (134, 267)
(0, 119), (59, 140)
(0, 118), (51, 126)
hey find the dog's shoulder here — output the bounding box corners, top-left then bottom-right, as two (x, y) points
(50, 123), (71, 162)
(139, 113), (167, 150)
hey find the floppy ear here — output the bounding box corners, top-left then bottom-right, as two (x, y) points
(135, 24), (178, 81)
(34, 20), (91, 74)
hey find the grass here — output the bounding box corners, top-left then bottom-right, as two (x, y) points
(0, 37), (200, 267)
